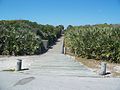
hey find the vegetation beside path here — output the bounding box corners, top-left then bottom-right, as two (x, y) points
(0, 20), (64, 55)
(64, 24), (120, 77)
(64, 24), (120, 63)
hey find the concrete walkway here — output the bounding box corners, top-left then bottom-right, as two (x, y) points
(26, 37), (97, 77)
(0, 36), (120, 90)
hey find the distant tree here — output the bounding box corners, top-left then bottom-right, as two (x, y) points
(67, 25), (73, 30)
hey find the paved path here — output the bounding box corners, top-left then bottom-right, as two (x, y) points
(0, 36), (120, 90)
(0, 72), (120, 90)
(26, 37), (97, 77)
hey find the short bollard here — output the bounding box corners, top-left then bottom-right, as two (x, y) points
(99, 62), (107, 75)
(42, 40), (48, 50)
(63, 47), (65, 54)
(16, 59), (22, 71)
(62, 44), (64, 54)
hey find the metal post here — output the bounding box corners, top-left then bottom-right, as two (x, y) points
(99, 62), (107, 75)
(16, 59), (22, 71)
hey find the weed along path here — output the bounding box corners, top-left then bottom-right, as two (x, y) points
(0, 37), (120, 90)
(26, 36), (98, 77)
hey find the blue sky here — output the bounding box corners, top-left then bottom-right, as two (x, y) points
(0, 0), (120, 26)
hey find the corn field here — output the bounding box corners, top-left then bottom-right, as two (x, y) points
(64, 24), (120, 63)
